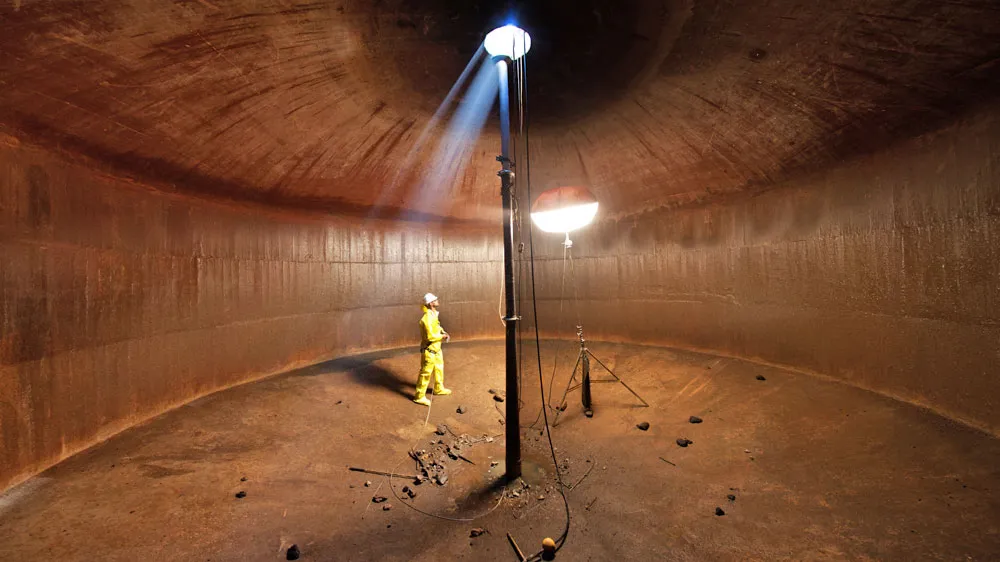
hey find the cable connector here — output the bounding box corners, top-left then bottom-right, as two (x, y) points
(496, 155), (515, 167)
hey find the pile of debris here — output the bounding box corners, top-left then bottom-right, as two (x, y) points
(407, 427), (496, 488)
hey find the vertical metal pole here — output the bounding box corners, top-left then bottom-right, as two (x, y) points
(496, 57), (521, 481)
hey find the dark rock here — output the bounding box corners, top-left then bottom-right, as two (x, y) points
(489, 388), (499, 395)
(689, 416), (703, 424)
(372, 496), (388, 503)
(756, 375), (767, 381)
(727, 494), (736, 502)
(435, 425), (447, 436)
(383, 504), (393, 511)
(470, 528), (486, 538)
(636, 422), (650, 431)
(286, 544), (301, 560)
(457, 405), (467, 414)
(235, 491), (247, 499)
(493, 394), (505, 403)
(436, 474), (449, 486)
(715, 507), (726, 516)
(676, 438), (693, 447)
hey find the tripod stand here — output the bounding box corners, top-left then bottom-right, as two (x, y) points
(552, 326), (649, 425)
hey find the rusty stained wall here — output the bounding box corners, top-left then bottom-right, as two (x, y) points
(0, 141), (503, 492)
(529, 104), (1000, 435)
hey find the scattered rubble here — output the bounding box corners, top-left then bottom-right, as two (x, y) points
(676, 438), (693, 447)
(286, 544), (301, 560)
(234, 491), (247, 499)
(457, 405), (467, 414)
(470, 528), (486, 538)
(435, 425), (447, 436)
(406, 431), (500, 492)
(364, 480), (372, 487)
(689, 416), (703, 424)
(382, 504), (393, 511)
(636, 422), (650, 431)
(756, 375), (767, 381)
(372, 496), (388, 503)
(715, 507), (726, 516)
(727, 494), (736, 502)
(494, 394), (505, 403)
(240, 476), (248, 482)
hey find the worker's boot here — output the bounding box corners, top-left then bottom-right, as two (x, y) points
(413, 396), (432, 406)
(432, 388), (452, 396)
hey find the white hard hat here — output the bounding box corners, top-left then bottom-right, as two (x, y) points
(423, 293), (438, 305)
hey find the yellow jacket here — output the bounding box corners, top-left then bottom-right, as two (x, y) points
(420, 305), (446, 353)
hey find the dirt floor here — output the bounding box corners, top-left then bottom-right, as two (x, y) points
(1, 340), (998, 561)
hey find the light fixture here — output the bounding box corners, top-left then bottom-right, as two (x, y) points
(483, 24), (532, 60)
(530, 186), (599, 247)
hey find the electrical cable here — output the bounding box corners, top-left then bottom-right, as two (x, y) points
(388, 455), (507, 522)
(527, 240), (568, 430)
(515, 45), (572, 562)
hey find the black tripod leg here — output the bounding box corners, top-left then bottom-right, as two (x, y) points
(588, 351), (650, 407)
(553, 353), (583, 426)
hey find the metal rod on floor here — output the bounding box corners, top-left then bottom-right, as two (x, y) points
(349, 467), (419, 480)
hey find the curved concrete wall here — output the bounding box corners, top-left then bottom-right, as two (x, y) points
(0, 140), (503, 492)
(531, 106), (1000, 435)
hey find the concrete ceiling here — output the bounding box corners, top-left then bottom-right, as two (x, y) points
(2, 0), (999, 223)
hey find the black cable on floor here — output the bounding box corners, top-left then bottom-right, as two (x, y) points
(515, 46), (572, 561)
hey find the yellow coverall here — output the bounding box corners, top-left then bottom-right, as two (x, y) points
(415, 305), (446, 398)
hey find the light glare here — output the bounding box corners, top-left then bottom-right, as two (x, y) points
(483, 25), (532, 60)
(531, 202), (599, 233)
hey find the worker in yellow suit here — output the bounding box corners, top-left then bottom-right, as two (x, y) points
(414, 293), (451, 406)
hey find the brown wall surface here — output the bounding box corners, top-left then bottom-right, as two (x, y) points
(529, 105), (1000, 435)
(0, 140), (503, 492)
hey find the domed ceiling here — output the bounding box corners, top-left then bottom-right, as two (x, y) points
(2, 0), (999, 223)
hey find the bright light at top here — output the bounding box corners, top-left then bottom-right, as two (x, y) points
(483, 25), (532, 60)
(531, 202), (599, 234)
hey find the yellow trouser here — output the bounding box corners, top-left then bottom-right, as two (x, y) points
(415, 348), (445, 398)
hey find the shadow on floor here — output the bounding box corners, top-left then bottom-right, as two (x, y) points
(285, 350), (416, 399)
